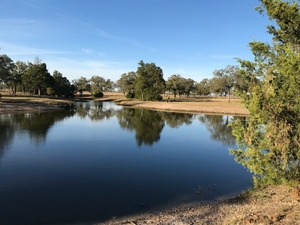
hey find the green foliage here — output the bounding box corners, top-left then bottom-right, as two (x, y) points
(0, 54), (14, 85)
(12, 61), (28, 94)
(166, 74), (184, 98)
(116, 71), (136, 95)
(104, 79), (115, 92)
(52, 70), (74, 98)
(212, 65), (240, 102)
(72, 77), (90, 96)
(91, 91), (104, 98)
(195, 78), (211, 96)
(89, 76), (105, 94)
(134, 60), (165, 101)
(23, 62), (53, 96)
(231, 0), (300, 187)
(125, 92), (135, 98)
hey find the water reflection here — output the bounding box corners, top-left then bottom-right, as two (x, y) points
(0, 115), (15, 158)
(116, 108), (165, 146)
(0, 110), (76, 158)
(198, 115), (243, 146)
(161, 112), (194, 128)
(73, 101), (238, 146)
(0, 101), (242, 151)
(0, 101), (252, 225)
(76, 101), (115, 121)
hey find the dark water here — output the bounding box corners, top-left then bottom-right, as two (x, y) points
(0, 101), (252, 225)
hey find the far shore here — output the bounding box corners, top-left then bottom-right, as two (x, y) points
(99, 92), (250, 116)
(0, 92), (249, 116)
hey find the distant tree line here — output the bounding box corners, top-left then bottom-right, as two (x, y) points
(0, 55), (115, 98)
(0, 55), (248, 102)
(71, 76), (115, 97)
(0, 55), (75, 97)
(116, 61), (248, 102)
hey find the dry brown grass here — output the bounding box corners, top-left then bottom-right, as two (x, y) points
(101, 92), (249, 116)
(0, 92), (75, 113)
(0, 91), (249, 115)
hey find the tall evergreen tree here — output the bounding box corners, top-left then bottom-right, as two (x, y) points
(231, 0), (300, 187)
(23, 62), (53, 96)
(0, 54), (14, 86)
(134, 60), (165, 101)
(52, 70), (74, 98)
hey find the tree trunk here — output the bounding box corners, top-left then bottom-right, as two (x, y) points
(228, 93), (230, 103)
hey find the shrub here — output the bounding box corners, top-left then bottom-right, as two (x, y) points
(126, 92), (135, 98)
(156, 95), (163, 101)
(92, 91), (104, 98)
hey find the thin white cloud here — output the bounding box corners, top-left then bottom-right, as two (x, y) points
(0, 18), (48, 38)
(97, 52), (107, 57)
(79, 21), (158, 52)
(18, 1), (41, 9)
(82, 48), (93, 54)
(0, 42), (74, 56)
(45, 57), (133, 81)
(163, 66), (213, 81)
(209, 54), (236, 60)
(81, 48), (107, 57)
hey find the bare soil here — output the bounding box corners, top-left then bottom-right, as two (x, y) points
(0, 96), (75, 113)
(99, 185), (300, 225)
(100, 92), (249, 116)
(0, 92), (249, 116)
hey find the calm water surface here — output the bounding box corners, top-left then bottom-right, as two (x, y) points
(0, 101), (252, 225)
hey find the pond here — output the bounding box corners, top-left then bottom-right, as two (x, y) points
(0, 101), (252, 225)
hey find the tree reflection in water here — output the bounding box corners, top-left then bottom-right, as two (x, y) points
(0, 110), (76, 158)
(116, 108), (164, 146)
(161, 112), (194, 128)
(198, 115), (245, 146)
(76, 101), (115, 121)
(0, 101), (244, 155)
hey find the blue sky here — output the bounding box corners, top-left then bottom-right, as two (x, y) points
(0, 0), (272, 82)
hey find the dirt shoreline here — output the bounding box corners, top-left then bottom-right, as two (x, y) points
(0, 97), (75, 113)
(99, 185), (300, 225)
(0, 95), (249, 116)
(99, 95), (250, 116)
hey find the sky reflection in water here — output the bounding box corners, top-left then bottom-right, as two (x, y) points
(0, 101), (251, 225)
